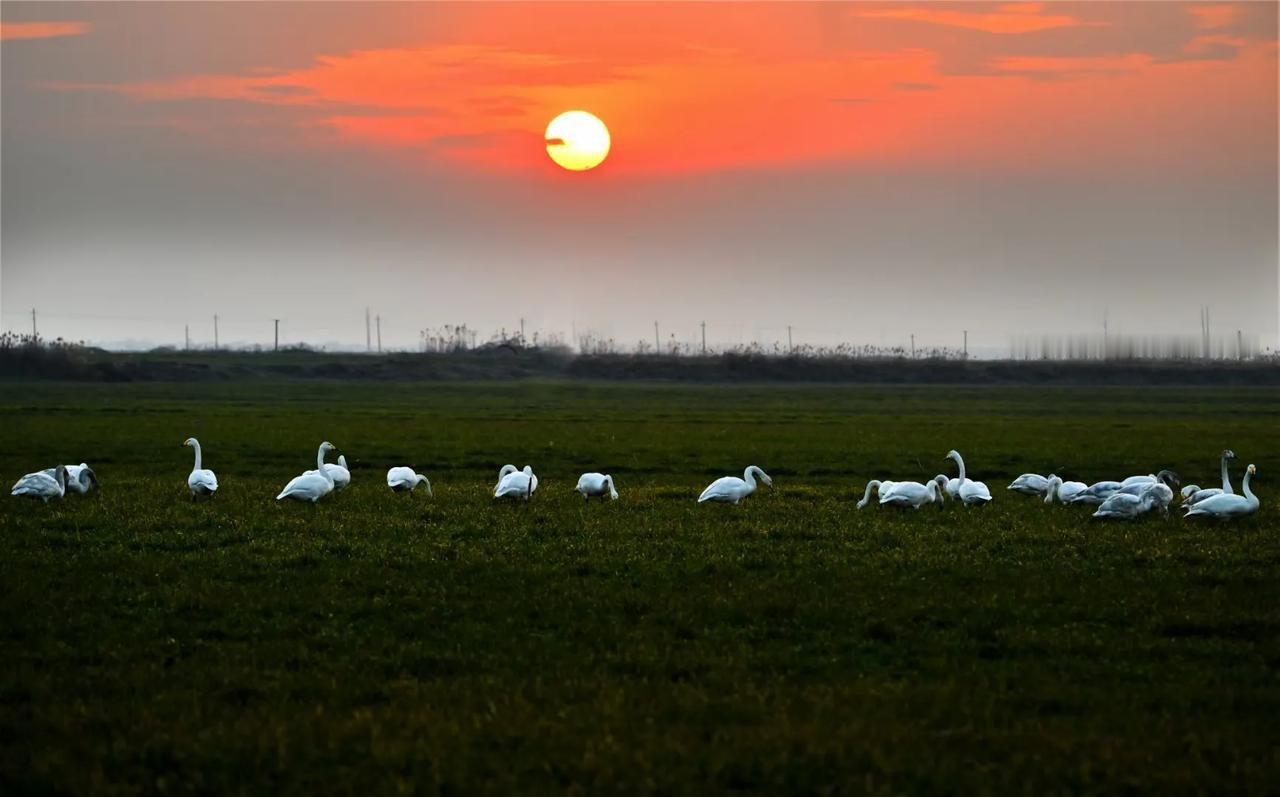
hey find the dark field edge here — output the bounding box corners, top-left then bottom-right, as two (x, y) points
(3, 348), (1279, 385)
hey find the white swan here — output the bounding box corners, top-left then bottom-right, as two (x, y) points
(946, 450), (992, 505)
(1183, 450), (1235, 505)
(1184, 464), (1258, 519)
(1115, 469), (1179, 497)
(1043, 475), (1088, 504)
(386, 466), (432, 494)
(11, 465), (67, 502)
(879, 480), (943, 509)
(495, 465), (538, 500)
(698, 465), (772, 504)
(183, 438), (218, 499)
(856, 479), (898, 509)
(1092, 483), (1164, 520)
(277, 442), (337, 502)
(1007, 473), (1049, 496)
(933, 473), (961, 499)
(42, 463), (97, 494)
(576, 473), (618, 501)
(1066, 481), (1124, 505)
(314, 452), (350, 491)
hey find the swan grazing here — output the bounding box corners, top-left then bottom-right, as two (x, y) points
(386, 466), (432, 495)
(698, 465), (772, 504)
(42, 463), (97, 494)
(1043, 475), (1088, 504)
(1007, 473), (1050, 496)
(946, 450), (992, 505)
(1092, 483), (1164, 520)
(183, 438), (219, 499)
(1066, 481), (1124, 506)
(1115, 470), (1179, 497)
(495, 465), (538, 500)
(11, 465), (67, 502)
(1184, 464), (1259, 520)
(1183, 450), (1235, 505)
(879, 480), (943, 509)
(276, 442), (337, 503)
(576, 473), (618, 501)
(856, 479), (898, 509)
(933, 474), (960, 499)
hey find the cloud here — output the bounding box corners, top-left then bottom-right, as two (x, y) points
(1188, 4), (1239, 30)
(894, 81), (939, 91)
(0, 21), (89, 41)
(854, 6), (1099, 35)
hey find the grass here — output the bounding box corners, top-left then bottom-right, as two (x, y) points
(1, 380), (1278, 793)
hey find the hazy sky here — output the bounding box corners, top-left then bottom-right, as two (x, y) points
(2, 2), (1277, 353)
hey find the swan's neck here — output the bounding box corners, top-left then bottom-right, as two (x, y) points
(860, 480), (881, 506)
(1044, 478), (1059, 504)
(743, 466), (760, 491)
(191, 441), (202, 472)
(953, 455), (967, 486)
(1221, 455), (1233, 494)
(1241, 470), (1255, 502)
(316, 447), (334, 483)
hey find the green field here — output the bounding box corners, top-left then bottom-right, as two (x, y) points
(2, 381), (1278, 793)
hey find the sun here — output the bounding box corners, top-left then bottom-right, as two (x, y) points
(545, 111), (610, 171)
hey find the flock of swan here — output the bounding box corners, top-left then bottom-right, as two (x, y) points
(9, 440), (1261, 521)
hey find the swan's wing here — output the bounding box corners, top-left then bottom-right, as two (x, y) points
(698, 476), (739, 502)
(277, 472), (326, 499)
(189, 469), (218, 492)
(12, 471), (56, 495)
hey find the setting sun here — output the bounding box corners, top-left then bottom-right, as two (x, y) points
(545, 110), (610, 171)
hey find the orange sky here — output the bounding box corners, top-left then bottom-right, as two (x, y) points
(2, 2), (1277, 351)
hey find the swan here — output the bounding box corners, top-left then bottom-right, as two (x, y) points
(1115, 469), (1179, 497)
(1183, 450), (1235, 505)
(1066, 481), (1124, 505)
(183, 438), (218, 499)
(576, 473), (618, 501)
(312, 452), (350, 491)
(856, 479), (898, 509)
(1043, 475), (1088, 504)
(946, 450), (992, 505)
(1092, 483), (1163, 520)
(1184, 464), (1258, 519)
(276, 442), (337, 502)
(1007, 473), (1050, 496)
(11, 465), (67, 502)
(698, 465), (772, 504)
(495, 464), (518, 492)
(933, 474), (961, 499)
(42, 463), (97, 494)
(879, 480), (943, 509)
(386, 466), (432, 495)
(495, 465), (538, 500)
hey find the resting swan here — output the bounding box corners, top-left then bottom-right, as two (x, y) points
(277, 442), (337, 502)
(183, 438), (219, 499)
(387, 466), (432, 495)
(1066, 481), (1123, 505)
(576, 473), (618, 501)
(698, 465), (771, 504)
(495, 465), (538, 500)
(1116, 470), (1179, 496)
(1092, 483), (1164, 519)
(1184, 464), (1258, 519)
(946, 450), (992, 505)
(1183, 450), (1235, 506)
(11, 465), (67, 502)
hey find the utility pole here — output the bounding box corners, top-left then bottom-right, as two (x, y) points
(911, 333), (916, 359)
(365, 308), (371, 352)
(1103, 307), (1109, 360)
(185, 325), (190, 351)
(963, 330), (968, 359)
(213, 314), (219, 349)
(1238, 329), (1244, 361)
(700, 321), (706, 355)
(787, 325), (793, 353)
(376, 315), (382, 353)
(274, 319), (280, 351)
(654, 321), (660, 353)
(31, 308), (37, 341)
(519, 317), (525, 345)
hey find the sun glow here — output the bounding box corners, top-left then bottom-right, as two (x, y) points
(545, 110), (610, 171)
